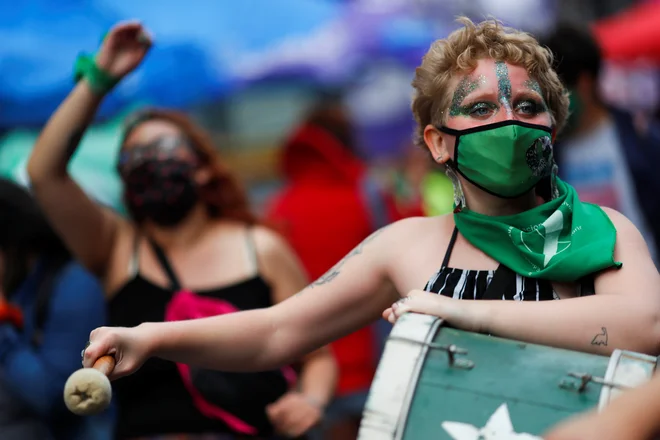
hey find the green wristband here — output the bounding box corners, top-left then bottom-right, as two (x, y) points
(73, 53), (120, 96)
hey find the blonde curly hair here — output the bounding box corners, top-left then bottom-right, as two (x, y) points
(411, 17), (569, 148)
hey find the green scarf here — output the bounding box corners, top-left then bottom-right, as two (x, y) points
(453, 178), (621, 282)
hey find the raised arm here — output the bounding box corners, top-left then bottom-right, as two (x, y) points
(27, 22), (150, 279)
(83, 223), (401, 379)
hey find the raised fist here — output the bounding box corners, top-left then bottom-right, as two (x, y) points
(95, 21), (152, 79)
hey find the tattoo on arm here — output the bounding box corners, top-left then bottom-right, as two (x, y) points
(303, 228), (386, 292)
(63, 128), (85, 162)
(591, 327), (608, 346)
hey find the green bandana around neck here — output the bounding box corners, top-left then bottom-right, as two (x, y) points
(453, 178), (622, 282)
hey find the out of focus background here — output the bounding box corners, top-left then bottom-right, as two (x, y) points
(1, 0), (658, 216)
(2, 2), (660, 439)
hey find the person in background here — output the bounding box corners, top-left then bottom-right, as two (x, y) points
(0, 177), (111, 440)
(27, 22), (336, 440)
(265, 97), (398, 440)
(388, 143), (429, 219)
(541, 23), (660, 264)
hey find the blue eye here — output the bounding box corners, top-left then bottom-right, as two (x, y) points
(468, 102), (497, 117)
(516, 100), (546, 115)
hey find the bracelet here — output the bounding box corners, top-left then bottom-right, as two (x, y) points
(0, 300), (23, 329)
(73, 53), (119, 96)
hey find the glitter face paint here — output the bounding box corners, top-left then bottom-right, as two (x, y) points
(447, 64), (548, 119)
(495, 61), (513, 116)
(523, 79), (549, 112)
(449, 75), (487, 117)
(523, 79), (542, 96)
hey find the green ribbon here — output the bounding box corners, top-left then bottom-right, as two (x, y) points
(73, 53), (120, 96)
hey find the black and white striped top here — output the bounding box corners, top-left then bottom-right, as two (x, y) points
(424, 228), (594, 300)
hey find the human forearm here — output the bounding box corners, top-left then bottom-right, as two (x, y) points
(28, 80), (103, 183)
(298, 349), (337, 409)
(144, 308), (289, 372)
(595, 375), (660, 439)
(480, 295), (660, 355)
(545, 372), (660, 440)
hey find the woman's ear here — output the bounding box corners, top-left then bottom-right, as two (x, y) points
(423, 125), (451, 165)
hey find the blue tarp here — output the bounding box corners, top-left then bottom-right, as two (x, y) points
(0, 0), (345, 128)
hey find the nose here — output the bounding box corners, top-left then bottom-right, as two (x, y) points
(501, 99), (518, 121)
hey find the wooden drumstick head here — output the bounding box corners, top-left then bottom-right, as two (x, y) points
(63, 355), (115, 416)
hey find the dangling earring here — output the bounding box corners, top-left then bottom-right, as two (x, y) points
(444, 163), (466, 211)
(436, 155), (443, 162)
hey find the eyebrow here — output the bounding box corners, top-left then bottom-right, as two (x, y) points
(523, 79), (544, 98)
(449, 74), (487, 116)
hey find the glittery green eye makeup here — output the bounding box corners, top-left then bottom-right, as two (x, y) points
(523, 79), (543, 96)
(514, 99), (547, 115)
(447, 62), (549, 120)
(449, 75), (487, 117)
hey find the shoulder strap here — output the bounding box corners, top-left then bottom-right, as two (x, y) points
(481, 264), (515, 301)
(359, 173), (389, 232)
(127, 233), (141, 277)
(442, 227), (459, 268)
(245, 227), (259, 272)
(148, 239), (182, 291)
(578, 276), (595, 297)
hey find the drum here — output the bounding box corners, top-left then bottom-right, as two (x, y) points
(358, 313), (658, 440)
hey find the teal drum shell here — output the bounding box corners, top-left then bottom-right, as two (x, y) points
(358, 313), (657, 440)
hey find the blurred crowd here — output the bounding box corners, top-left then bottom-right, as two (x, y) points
(1, 1), (660, 439)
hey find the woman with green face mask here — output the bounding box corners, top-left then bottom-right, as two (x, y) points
(82, 17), (660, 403)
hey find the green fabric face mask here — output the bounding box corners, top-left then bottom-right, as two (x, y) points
(438, 121), (554, 198)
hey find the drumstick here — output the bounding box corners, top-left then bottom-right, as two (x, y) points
(63, 355), (115, 416)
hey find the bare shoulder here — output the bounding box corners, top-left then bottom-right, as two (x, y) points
(599, 206), (648, 251)
(378, 214), (453, 246)
(594, 206), (659, 293)
(601, 207), (639, 233)
(249, 224), (304, 274)
(250, 224), (294, 257)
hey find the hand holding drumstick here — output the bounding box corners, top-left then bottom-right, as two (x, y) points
(63, 355), (115, 415)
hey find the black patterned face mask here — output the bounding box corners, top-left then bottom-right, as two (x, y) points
(118, 136), (199, 227)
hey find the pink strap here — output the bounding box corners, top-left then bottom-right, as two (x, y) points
(164, 290), (297, 433)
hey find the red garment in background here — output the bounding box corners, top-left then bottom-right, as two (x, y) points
(266, 123), (397, 396)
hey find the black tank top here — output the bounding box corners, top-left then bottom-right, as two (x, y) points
(108, 230), (273, 439)
(424, 227), (595, 300)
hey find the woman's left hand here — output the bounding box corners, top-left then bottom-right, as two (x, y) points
(383, 290), (488, 333)
(266, 391), (324, 438)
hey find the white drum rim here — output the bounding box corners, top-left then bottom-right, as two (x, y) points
(598, 349), (657, 411)
(357, 312), (443, 440)
(393, 316), (443, 440)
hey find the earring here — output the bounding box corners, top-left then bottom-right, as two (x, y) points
(444, 165), (466, 211)
(436, 154), (444, 162)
